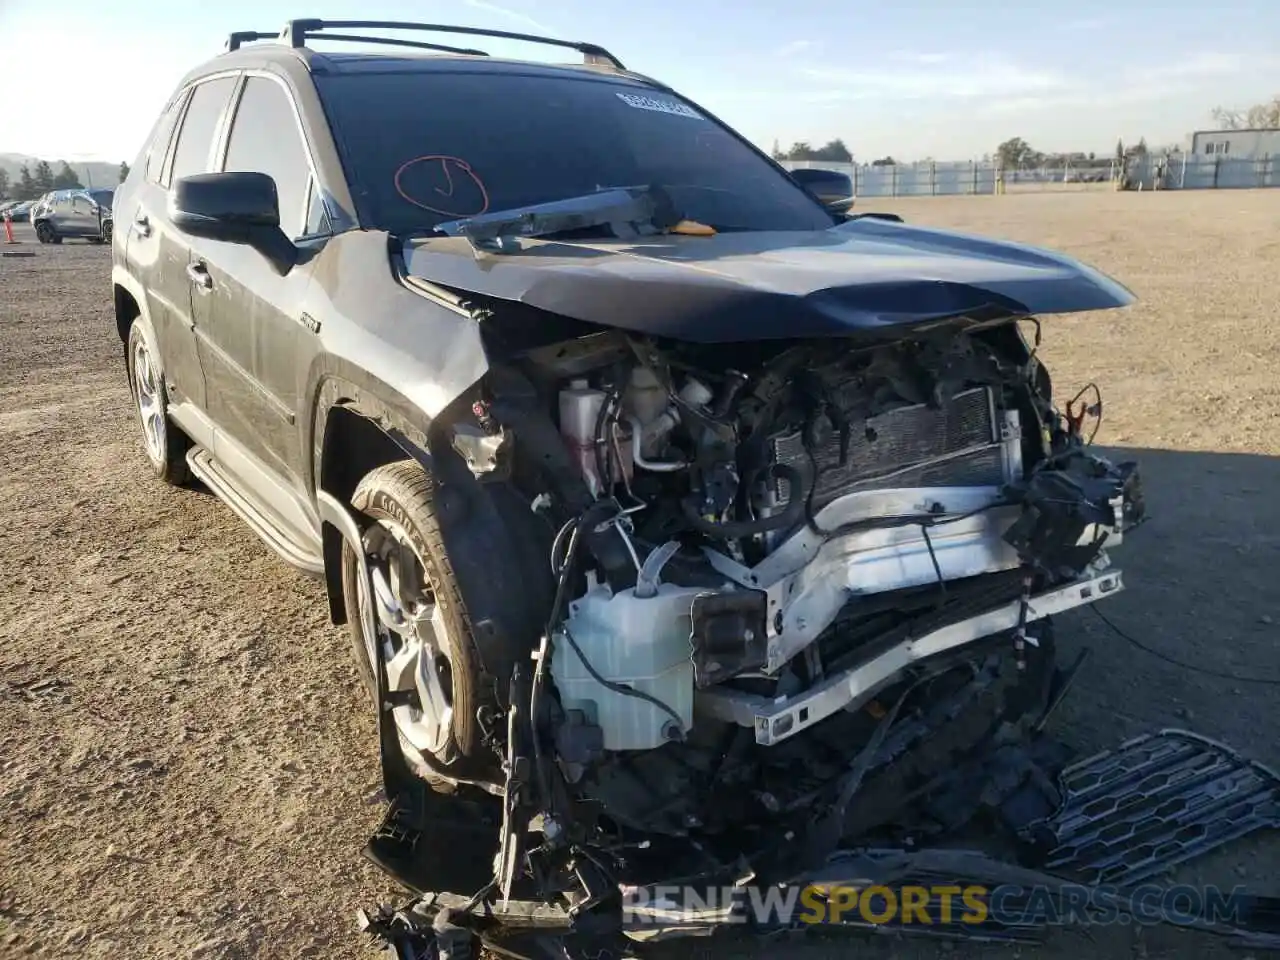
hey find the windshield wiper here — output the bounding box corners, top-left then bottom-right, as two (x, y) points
(434, 185), (681, 252)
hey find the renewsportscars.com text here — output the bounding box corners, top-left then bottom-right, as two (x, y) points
(621, 882), (1249, 928)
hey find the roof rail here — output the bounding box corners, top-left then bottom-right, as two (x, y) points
(224, 28), (485, 57)
(278, 18), (626, 69)
(225, 30), (276, 52)
(306, 33), (489, 56)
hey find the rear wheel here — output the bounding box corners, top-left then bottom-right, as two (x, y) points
(341, 460), (499, 774)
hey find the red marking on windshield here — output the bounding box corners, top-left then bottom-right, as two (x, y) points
(393, 155), (490, 218)
(435, 162), (456, 198)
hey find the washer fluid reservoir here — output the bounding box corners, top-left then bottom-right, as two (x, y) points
(551, 579), (698, 751)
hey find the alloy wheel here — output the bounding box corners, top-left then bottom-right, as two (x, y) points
(355, 518), (457, 758)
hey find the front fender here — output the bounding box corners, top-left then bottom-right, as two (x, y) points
(308, 365), (440, 500)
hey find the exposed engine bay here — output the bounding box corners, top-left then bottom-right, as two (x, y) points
(510, 324), (1144, 834)
(357, 317), (1183, 957)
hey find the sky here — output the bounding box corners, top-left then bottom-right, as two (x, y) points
(2, 0), (1278, 164)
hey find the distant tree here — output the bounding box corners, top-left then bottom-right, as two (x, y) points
(0, 168), (9, 200)
(33, 160), (54, 193)
(1114, 139), (1125, 162)
(1244, 98), (1279, 127)
(52, 161), (83, 190)
(810, 138), (852, 162)
(119, 161), (131, 183)
(871, 156), (897, 166)
(774, 139), (851, 162)
(1211, 106), (1244, 129)
(1088, 151), (1096, 161)
(996, 137), (1040, 170)
(18, 164), (37, 200)
(770, 139), (784, 161)
(1211, 95), (1280, 129)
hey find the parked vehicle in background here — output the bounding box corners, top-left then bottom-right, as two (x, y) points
(0, 200), (34, 221)
(32, 187), (114, 243)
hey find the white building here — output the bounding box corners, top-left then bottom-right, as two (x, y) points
(1188, 128), (1280, 159)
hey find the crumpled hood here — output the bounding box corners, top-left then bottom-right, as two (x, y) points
(402, 216), (1136, 343)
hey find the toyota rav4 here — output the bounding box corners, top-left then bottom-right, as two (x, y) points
(112, 18), (1147, 942)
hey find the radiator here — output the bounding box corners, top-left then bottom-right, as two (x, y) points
(769, 387), (1009, 509)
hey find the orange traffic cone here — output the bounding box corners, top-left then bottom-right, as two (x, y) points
(3, 214), (16, 244)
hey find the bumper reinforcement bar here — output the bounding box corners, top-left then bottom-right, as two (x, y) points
(698, 569), (1124, 746)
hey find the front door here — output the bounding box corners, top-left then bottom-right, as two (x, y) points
(190, 73), (322, 488)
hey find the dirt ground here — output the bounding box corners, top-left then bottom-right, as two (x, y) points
(2, 190), (1278, 959)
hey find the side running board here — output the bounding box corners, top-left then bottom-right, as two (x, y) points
(186, 447), (324, 574)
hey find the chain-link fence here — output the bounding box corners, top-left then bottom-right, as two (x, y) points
(1125, 154), (1278, 190)
(781, 155), (1280, 197)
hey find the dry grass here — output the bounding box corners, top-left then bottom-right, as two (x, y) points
(874, 190), (1280, 457)
(2, 190), (1279, 959)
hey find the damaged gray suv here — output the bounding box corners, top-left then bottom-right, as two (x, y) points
(114, 19), (1160, 953)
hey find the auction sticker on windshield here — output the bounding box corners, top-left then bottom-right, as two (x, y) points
(615, 92), (702, 119)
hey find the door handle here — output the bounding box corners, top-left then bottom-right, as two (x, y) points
(132, 215), (151, 238)
(186, 261), (213, 290)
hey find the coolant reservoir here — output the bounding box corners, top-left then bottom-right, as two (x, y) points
(559, 379), (633, 496)
(551, 581), (698, 751)
(559, 379), (604, 443)
(559, 379), (606, 496)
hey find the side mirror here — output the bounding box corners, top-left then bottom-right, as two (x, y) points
(789, 167), (855, 212)
(171, 172), (297, 274)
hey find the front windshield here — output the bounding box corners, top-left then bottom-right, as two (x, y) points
(315, 69), (833, 236)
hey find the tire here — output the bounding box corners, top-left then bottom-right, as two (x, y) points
(125, 318), (189, 485)
(341, 460), (495, 773)
(101, 219), (113, 244)
(34, 221), (52, 244)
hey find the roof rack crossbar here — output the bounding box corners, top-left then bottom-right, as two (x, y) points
(314, 33), (491, 57)
(279, 19), (625, 69)
(225, 30), (277, 52)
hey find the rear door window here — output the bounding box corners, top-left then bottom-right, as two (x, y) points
(145, 91), (189, 184)
(168, 76), (237, 184)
